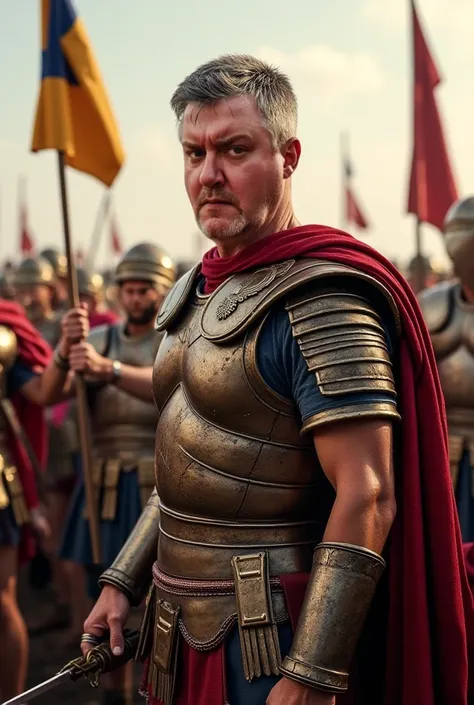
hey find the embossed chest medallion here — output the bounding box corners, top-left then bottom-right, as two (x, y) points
(216, 260), (295, 321)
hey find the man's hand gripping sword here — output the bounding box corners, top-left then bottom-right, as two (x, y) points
(0, 629), (139, 705)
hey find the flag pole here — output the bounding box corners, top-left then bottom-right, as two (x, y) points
(340, 131), (347, 230)
(414, 217), (425, 292)
(86, 191), (112, 272)
(57, 151), (101, 564)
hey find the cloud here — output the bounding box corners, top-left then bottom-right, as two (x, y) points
(255, 45), (384, 105)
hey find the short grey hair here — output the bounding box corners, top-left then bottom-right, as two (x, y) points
(170, 54), (298, 148)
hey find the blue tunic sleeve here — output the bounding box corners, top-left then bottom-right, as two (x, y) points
(6, 360), (37, 397)
(256, 303), (397, 424)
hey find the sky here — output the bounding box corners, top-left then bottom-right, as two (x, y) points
(1, 0), (473, 270)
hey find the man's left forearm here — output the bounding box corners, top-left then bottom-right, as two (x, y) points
(322, 488), (396, 553)
(280, 420), (397, 695)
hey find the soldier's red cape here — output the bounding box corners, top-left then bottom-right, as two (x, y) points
(0, 299), (51, 561)
(199, 225), (474, 704)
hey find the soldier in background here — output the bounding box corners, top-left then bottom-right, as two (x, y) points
(13, 257), (61, 347)
(13, 256), (74, 632)
(59, 267), (119, 643)
(0, 297), (78, 700)
(40, 247), (69, 311)
(61, 243), (175, 705)
(419, 195), (474, 541)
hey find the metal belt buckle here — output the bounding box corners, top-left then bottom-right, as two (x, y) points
(232, 552), (272, 628)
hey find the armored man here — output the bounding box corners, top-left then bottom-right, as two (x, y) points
(79, 56), (472, 705)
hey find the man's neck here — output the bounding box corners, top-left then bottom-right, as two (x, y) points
(125, 320), (155, 338)
(215, 208), (299, 258)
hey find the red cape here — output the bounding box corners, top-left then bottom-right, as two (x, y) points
(0, 299), (52, 561)
(197, 226), (473, 704)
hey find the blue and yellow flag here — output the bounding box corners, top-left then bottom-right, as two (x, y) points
(31, 0), (125, 187)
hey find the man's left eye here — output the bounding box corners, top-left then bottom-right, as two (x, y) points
(229, 146), (246, 155)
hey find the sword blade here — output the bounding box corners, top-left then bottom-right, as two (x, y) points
(0, 669), (73, 705)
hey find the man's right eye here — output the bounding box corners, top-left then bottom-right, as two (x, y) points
(186, 149), (205, 159)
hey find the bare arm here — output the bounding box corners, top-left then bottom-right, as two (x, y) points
(314, 418), (396, 553)
(20, 339), (73, 406)
(106, 363), (154, 402)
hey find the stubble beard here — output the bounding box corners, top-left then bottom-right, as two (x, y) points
(126, 302), (158, 325)
(197, 212), (249, 242)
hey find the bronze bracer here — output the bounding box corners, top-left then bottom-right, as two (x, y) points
(280, 542), (385, 693)
(99, 490), (160, 605)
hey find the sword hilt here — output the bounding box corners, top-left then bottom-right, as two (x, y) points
(85, 629), (140, 674)
(61, 629), (140, 687)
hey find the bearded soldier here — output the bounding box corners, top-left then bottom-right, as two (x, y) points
(74, 57), (471, 705)
(61, 243), (175, 705)
(419, 196), (474, 542)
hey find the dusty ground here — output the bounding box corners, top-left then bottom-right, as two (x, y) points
(18, 572), (143, 705)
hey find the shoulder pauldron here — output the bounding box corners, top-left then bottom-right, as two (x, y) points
(285, 286), (396, 399)
(418, 281), (455, 334)
(155, 264), (201, 332)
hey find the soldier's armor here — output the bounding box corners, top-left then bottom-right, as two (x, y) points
(0, 326), (29, 524)
(35, 313), (61, 348)
(151, 258), (399, 646)
(419, 280), (474, 485)
(87, 323), (163, 517)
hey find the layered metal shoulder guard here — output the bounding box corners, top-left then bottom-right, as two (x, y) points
(200, 259), (400, 344)
(418, 280), (455, 334)
(88, 323), (114, 355)
(155, 264), (201, 332)
(285, 281), (399, 431)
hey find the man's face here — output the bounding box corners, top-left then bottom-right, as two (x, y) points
(119, 280), (162, 325)
(181, 95), (295, 246)
(16, 283), (53, 320)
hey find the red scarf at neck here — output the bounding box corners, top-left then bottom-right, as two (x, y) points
(200, 225), (474, 704)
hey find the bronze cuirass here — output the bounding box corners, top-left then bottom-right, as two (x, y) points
(153, 286), (332, 588)
(35, 314), (61, 348)
(92, 324), (161, 459)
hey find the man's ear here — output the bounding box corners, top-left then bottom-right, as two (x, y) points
(282, 138), (301, 179)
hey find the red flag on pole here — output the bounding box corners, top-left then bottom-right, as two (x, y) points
(407, 0), (457, 230)
(18, 177), (35, 255)
(346, 184), (368, 230)
(342, 135), (369, 230)
(110, 213), (123, 256)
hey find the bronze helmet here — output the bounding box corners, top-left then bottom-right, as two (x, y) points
(114, 243), (176, 290)
(40, 247), (68, 279)
(13, 257), (56, 288)
(444, 197), (474, 289)
(76, 267), (104, 298)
